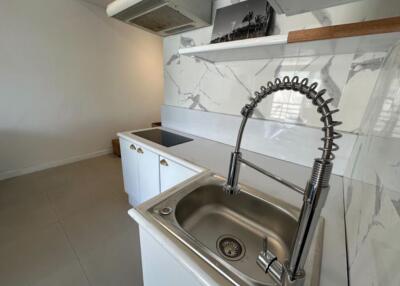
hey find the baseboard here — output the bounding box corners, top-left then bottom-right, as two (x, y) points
(0, 148), (113, 181)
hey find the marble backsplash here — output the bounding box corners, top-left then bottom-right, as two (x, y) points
(344, 42), (400, 286)
(164, 0), (400, 133)
(161, 105), (357, 175)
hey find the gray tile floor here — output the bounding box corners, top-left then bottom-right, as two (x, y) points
(0, 155), (143, 286)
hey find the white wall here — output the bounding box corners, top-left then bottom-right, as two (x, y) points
(0, 0), (164, 179)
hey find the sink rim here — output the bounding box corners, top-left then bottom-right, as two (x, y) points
(138, 172), (324, 286)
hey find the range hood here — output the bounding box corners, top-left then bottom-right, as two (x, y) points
(106, 0), (212, 36)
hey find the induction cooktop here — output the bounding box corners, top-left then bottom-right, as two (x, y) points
(132, 129), (193, 147)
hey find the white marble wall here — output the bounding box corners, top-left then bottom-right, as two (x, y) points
(162, 105), (357, 175)
(164, 0), (400, 133)
(344, 42), (400, 286)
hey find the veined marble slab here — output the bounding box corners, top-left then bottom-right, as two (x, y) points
(161, 105), (356, 176)
(344, 43), (400, 286)
(163, 0), (400, 134)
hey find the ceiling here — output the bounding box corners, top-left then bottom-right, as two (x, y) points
(82, 0), (114, 7)
(84, 0), (220, 7)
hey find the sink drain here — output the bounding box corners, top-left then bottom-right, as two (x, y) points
(216, 235), (245, 261)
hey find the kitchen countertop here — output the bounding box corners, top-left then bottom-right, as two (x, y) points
(118, 127), (348, 286)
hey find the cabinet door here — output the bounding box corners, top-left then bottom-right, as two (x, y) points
(136, 145), (161, 203)
(160, 156), (197, 193)
(140, 228), (205, 286)
(119, 138), (140, 206)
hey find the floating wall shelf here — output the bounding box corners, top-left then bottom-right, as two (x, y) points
(179, 17), (400, 62)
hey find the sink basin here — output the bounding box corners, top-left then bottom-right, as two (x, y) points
(147, 173), (323, 286)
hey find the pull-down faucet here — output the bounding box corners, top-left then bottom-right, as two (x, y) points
(223, 76), (342, 286)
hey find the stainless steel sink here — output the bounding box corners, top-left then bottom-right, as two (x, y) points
(147, 173), (324, 286)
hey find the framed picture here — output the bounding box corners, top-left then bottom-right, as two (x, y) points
(211, 0), (275, 44)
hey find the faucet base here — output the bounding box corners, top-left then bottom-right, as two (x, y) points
(281, 263), (305, 286)
(257, 238), (306, 286)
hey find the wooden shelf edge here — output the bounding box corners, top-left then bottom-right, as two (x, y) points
(288, 16), (400, 43)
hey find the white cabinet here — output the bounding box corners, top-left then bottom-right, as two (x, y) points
(159, 156), (197, 193)
(120, 138), (160, 206)
(119, 137), (199, 206)
(140, 228), (205, 286)
(136, 146), (160, 203)
(120, 138), (140, 206)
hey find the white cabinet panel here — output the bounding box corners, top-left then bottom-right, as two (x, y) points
(120, 139), (160, 206)
(160, 156), (197, 193)
(140, 228), (205, 286)
(120, 137), (198, 206)
(137, 146), (160, 203)
(119, 138), (140, 206)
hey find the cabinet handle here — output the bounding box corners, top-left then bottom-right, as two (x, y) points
(137, 148), (144, 154)
(130, 144), (136, 150)
(160, 159), (169, 166)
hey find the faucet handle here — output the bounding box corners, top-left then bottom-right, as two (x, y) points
(257, 237), (277, 272)
(262, 237), (268, 254)
(263, 238), (277, 263)
(257, 237), (283, 283)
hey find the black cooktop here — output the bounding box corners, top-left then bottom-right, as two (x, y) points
(132, 129), (193, 147)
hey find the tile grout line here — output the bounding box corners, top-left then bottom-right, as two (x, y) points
(44, 189), (93, 286)
(59, 222), (93, 286)
(341, 178), (351, 286)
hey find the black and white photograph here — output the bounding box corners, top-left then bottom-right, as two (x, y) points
(211, 0), (275, 44)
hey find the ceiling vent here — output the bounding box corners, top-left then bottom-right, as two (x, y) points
(107, 0), (212, 36)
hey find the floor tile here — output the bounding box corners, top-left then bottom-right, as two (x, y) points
(0, 223), (81, 286)
(30, 260), (90, 286)
(44, 155), (125, 219)
(60, 193), (133, 256)
(47, 177), (115, 220)
(0, 172), (48, 208)
(0, 195), (58, 245)
(80, 226), (143, 286)
(0, 155), (142, 286)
